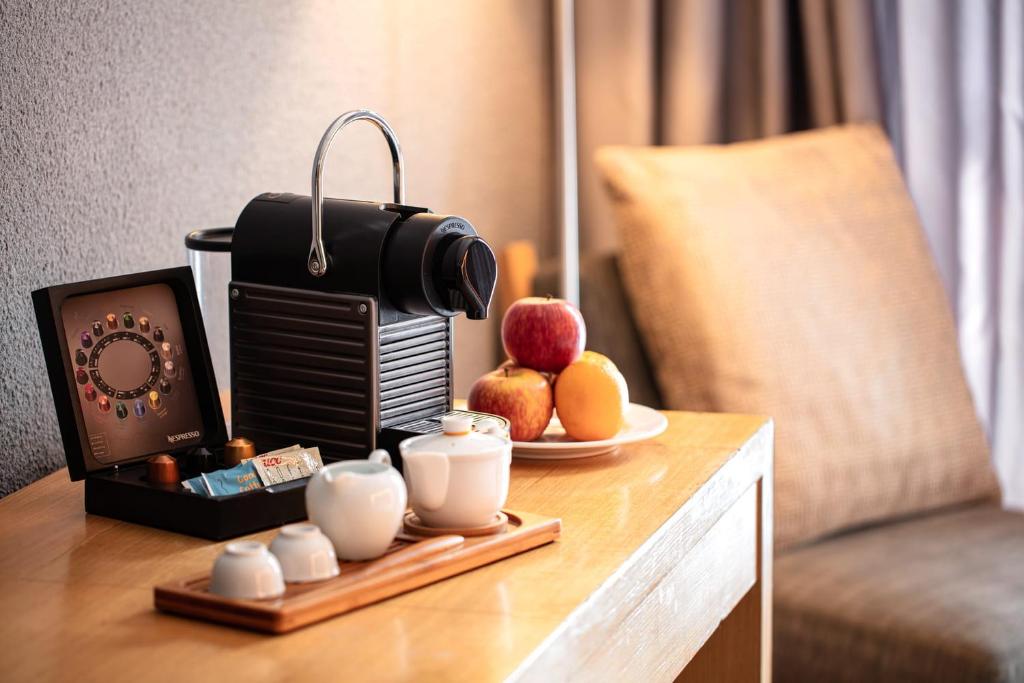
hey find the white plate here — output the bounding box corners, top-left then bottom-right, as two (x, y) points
(512, 403), (668, 460)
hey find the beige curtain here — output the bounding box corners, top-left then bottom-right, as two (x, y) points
(577, 0), (881, 254)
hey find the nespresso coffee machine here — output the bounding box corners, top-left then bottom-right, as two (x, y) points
(195, 110), (499, 469)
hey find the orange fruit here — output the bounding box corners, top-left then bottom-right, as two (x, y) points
(554, 351), (629, 441)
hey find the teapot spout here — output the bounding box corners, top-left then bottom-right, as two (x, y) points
(319, 463), (354, 489)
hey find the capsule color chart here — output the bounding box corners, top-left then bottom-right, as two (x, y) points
(60, 283), (205, 463)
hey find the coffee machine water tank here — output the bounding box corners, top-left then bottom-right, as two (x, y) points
(228, 111), (497, 466)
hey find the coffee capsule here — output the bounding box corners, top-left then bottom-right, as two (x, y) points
(223, 437), (257, 467)
(147, 454), (180, 484)
(185, 447), (217, 474)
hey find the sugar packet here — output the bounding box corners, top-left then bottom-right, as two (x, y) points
(255, 444), (303, 461)
(182, 460), (263, 497)
(252, 446), (323, 486)
(181, 444), (323, 496)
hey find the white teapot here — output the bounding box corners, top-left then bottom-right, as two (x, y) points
(399, 414), (512, 528)
(305, 450), (407, 560)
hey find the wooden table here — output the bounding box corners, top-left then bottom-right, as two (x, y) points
(0, 412), (772, 682)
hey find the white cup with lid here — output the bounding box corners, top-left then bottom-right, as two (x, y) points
(399, 414), (512, 528)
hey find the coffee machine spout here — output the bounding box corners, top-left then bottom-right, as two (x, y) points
(441, 235), (496, 320)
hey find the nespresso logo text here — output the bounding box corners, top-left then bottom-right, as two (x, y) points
(167, 430), (201, 444)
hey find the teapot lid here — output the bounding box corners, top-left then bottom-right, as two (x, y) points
(400, 414), (509, 458)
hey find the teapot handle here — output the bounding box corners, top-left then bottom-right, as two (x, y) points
(368, 449), (392, 468)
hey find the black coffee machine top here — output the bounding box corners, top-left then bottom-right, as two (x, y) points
(225, 110), (498, 465)
(232, 196), (495, 325)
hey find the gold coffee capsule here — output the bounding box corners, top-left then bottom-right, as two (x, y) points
(147, 454), (180, 484)
(223, 437), (257, 467)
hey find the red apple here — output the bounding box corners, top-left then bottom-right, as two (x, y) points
(468, 365), (554, 441)
(501, 297), (586, 373)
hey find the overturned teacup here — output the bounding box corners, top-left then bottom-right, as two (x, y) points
(269, 523), (339, 583)
(210, 540), (286, 600)
(400, 414), (511, 529)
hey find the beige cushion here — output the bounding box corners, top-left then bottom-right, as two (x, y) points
(775, 504), (1024, 682)
(596, 124), (998, 549)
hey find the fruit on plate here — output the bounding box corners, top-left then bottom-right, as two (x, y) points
(468, 365), (554, 441)
(554, 351), (629, 441)
(501, 297), (586, 373)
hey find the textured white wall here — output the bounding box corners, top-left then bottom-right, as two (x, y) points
(0, 0), (553, 494)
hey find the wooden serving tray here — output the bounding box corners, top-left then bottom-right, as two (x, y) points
(154, 510), (560, 634)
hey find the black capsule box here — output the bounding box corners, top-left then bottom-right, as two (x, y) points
(32, 266), (307, 540)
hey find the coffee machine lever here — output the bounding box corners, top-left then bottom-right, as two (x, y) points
(308, 110), (403, 278)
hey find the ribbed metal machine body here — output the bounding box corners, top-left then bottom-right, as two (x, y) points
(229, 282), (380, 459)
(378, 316), (453, 428)
(229, 281), (455, 461)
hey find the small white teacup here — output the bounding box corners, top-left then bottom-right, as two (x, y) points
(269, 523), (340, 583)
(209, 540), (286, 600)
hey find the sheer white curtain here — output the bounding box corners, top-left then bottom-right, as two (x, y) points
(876, 0), (1024, 505)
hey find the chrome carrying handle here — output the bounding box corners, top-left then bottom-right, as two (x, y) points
(309, 110), (405, 277)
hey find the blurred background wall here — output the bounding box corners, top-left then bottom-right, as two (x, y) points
(0, 0), (554, 495)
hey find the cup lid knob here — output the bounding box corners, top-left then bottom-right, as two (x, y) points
(441, 414), (473, 435)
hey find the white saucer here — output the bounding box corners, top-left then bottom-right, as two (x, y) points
(512, 404), (668, 460)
